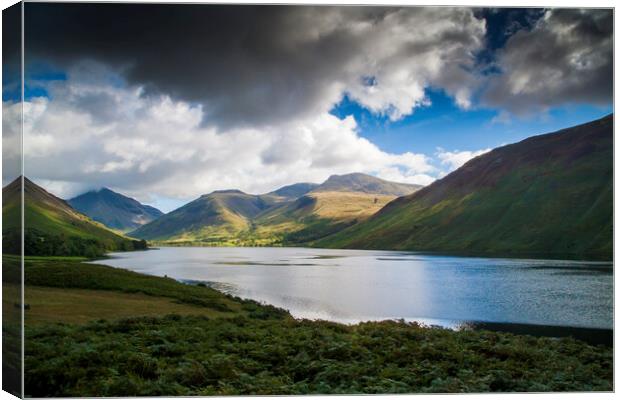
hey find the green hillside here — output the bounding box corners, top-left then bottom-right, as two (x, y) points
(317, 115), (613, 260)
(68, 188), (163, 232)
(131, 174), (422, 246)
(129, 190), (275, 243)
(252, 191), (399, 244)
(2, 177), (146, 257)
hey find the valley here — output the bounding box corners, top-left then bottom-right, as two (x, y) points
(6, 115), (613, 261)
(128, 173), (422, 247)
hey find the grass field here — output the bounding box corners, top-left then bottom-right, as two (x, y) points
(24, 286), (238, 325)
(3, 255), (612, 396)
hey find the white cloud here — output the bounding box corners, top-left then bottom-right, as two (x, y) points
(336, 8), (485, 121)
(435, 147), (491, 171)
(17, 72), (441, 211)
(2, 100), (22, 185)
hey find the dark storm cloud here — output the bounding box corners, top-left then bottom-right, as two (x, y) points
(24, 3), (486, 128)
(3, 3), (22, 102)
(482, 8), (613, 114)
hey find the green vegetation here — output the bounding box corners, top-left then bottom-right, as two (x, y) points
(214, 191), (397, 246)
(2, 257), (21, 398)
(26, 315), (612, 396)
(23, 286), (238, 325)
(68, 187), (163, 233)
(130, 173), (421, 246)
(133, 190), (403, 247)
(2, 177), (147, 257)
(6, 117), (615, 396)
(13, 255), (240, 313)
(129, 190), (277, 242)
(9, 255), (612, 396)
(317, 115), (613, 261)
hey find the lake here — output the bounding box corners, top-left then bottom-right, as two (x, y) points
(96, 247), (613, 331)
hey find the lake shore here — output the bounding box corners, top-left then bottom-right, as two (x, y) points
(96, 246), (613, 331)
(4, 255), (613, 395)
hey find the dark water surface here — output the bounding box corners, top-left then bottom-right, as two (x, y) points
(97, 247), (613, 334)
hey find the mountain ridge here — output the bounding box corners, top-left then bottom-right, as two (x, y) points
(130, 173), (422, 244)
(316, 114), (613, 260)
(69, 187), (163, 232)
(313, 173), (422, 196)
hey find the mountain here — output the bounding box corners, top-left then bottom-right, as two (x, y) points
(131, 173), (421, 245)
(313, 173), (421, 196)
(68, 188), (163, 232)
(250, 174), (422, 243)
(130, 190), (275, 243)
(267, 182), (319, 200)
(317, 115), (613, 260)
(252, 191), (399, 244)
(2, 177), (146, 257)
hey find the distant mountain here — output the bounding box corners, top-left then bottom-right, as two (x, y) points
(252, 190), (398, 244)
(314, 173), (421, 196)
(130, 190), (274, 243)
(317, 115), (613, 260)
(2, 177), (145, 257)
(267, 182), (319, 200)
(68, 188), (163, 232)
(131, 173), (421, 245)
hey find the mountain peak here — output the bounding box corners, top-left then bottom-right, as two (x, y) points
(69, 187), (163, 232)
(315, 172), (422, 196)
(209, 189), (246, 195)
(326, 172), (367, 180)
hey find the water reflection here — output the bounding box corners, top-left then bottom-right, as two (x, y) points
(96, 247), (613, 330)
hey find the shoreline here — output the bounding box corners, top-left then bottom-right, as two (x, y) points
(92, 250), (614, 347)
(139, 243), (614, 263)
(179, 278), (614, 347)
(11, 255), (613, 395)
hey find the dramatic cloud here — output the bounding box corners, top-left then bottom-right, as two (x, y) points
(483, 9), (612, 114)
(15, 68), (438, 208)
(12, 5), (613, 210)
(25, 4), (486, 129)
(2, 100), (22, 185)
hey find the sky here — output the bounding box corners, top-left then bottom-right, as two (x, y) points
(2, 4), (613, 213)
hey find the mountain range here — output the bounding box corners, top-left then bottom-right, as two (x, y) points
(68, 188), (163, 232)
(129, 173), (422, 245)
(4, 114), (612, 260)
(317, 114), (613, 260)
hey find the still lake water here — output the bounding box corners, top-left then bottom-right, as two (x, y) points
(97, 247), (613, 330)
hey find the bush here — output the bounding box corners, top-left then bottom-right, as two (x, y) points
(24, 315), (613, 396)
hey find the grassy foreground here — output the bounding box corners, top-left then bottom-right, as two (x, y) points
(5, 256), (613, 395)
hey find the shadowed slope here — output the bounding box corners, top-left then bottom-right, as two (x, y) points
(69, 188), (163, 232)
(317, 115), (613, 260)
(2, 178), (145, 256)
